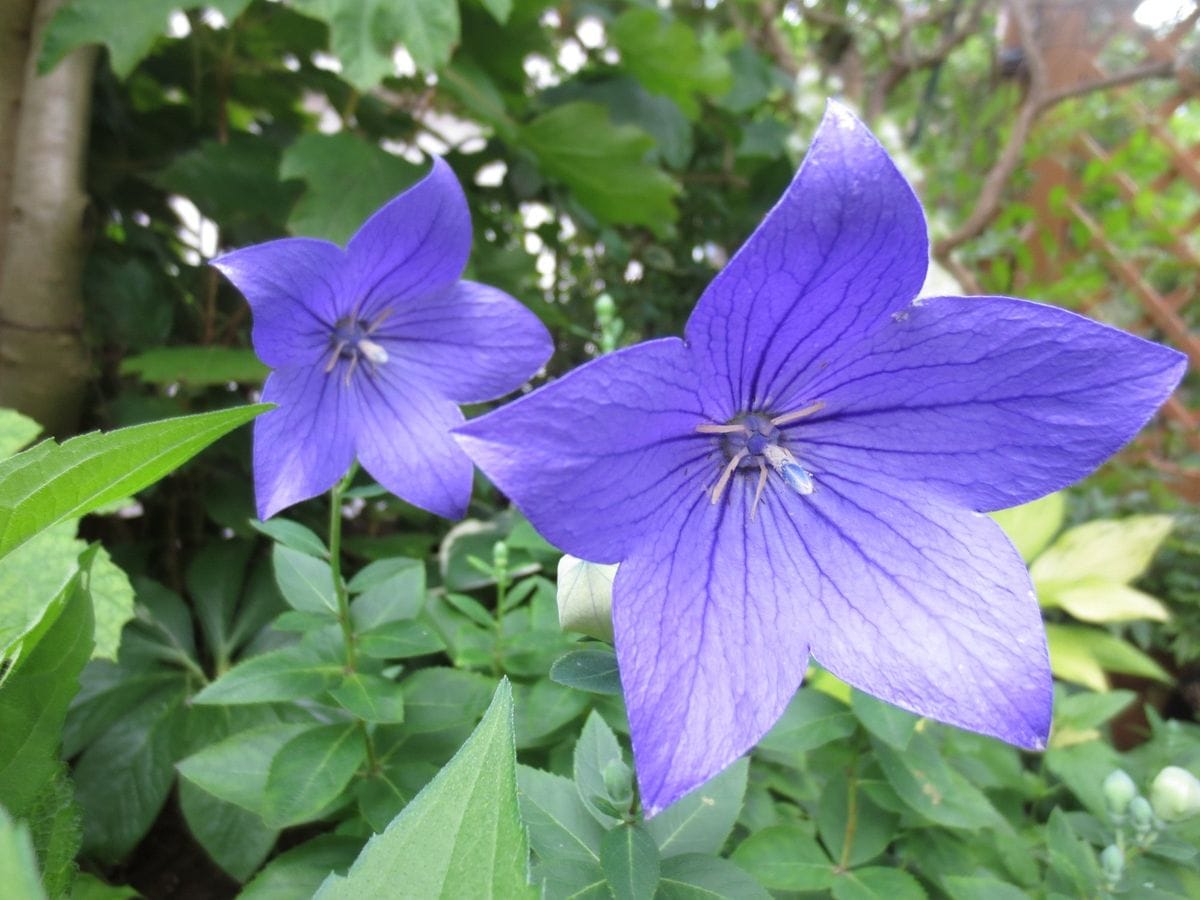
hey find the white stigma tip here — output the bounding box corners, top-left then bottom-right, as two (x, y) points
(359, 338), (389, 365)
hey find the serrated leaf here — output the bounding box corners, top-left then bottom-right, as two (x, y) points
(88, 545), (135, 662)
(0, 409), (40, 459)
(0, 405), (268, 559)
(0, 522), (82, 662)
(273, 544), (338, 616)
(1031, 515), (1174, 586)
(520, 103), (679, 236)
(38, 0), (253, 78)
(990, 492), (1065, 563)
(0, 806), (45, 900)
(279, 133), (422, 244)
(251, 518), (328, 559)
(314, 681), (534, 899)
(602, 825), (660, 900)
(731, 824), (834, 891)
(657, 854), (771, 899)
(192, 642), (343, 705)
(176, 723), (314, 815)
(646, 759), (747, 858)
(264, 723), (366, 828)
(329, 673), (405, 723)
(550, 648), (621, 695)
(518, 766), (604, 864)
(0, 561), (93, 818)
(120, 347), (268, 386)
(25, 764), (80, 899)
(556, 555), (617, 641)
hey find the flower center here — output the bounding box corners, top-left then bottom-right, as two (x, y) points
(325, 308), (391, 385)
(696, 402), (823, 518)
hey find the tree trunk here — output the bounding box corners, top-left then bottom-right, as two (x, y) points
(0, 0), (94, 436)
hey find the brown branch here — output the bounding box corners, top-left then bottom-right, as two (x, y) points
(755, 1), (798, 76)
(1040, 58), (1175, 107)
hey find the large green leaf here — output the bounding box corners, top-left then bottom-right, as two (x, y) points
(872, 734), (1006, 831)
(39, 0), (254, 77)
(731, 824), (834, 891)
(178, 780), (278, 881)
(0, 523), (81, 663)
(518, 766), (604, 865)
(263, 723), (366, 828)
(1046, 623), (1171, 691)
(0, 405), (268, 560)
(176, 723), (313, 815)
(645, 759), (748, 859)
(0, 560), (94, 819)
(0, 806), (45, 900)
(519, 103), (679, 236)
(990, 492), (1065, 562)
(0, 410), (40, 459)
(601, 825), (660, 900)
(192, 641), (343, 705)
(120, 347), (268, 387)
(314, 680), (534, 898)
(1030, 515), (1174, 585)
(280, 133), (422, 245)
(273, 545), (338, 616)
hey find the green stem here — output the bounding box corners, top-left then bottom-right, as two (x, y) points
(329, 463), (358, 669)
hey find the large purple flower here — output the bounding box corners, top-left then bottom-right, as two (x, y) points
(455, 103), (1187, 814)
(214, 159), (552, 520)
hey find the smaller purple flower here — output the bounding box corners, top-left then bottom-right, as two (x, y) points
(455, 102), (1187, 815)
(214, 159), (552, 520)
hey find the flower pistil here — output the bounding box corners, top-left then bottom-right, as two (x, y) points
(324, 305), (393, 386)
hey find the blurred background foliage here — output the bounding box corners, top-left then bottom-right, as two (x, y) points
(1, 0), (1200, 897)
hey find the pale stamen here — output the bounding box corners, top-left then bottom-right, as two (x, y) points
(770, 401), (825, 427)
(696, 422), (748, 435)
(325, 340), (347, 373)
(709, 448), (749, 505)
(750, 462), (768, 521)
(343, 353), (360, 387)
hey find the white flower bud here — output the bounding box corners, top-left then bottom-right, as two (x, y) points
(1149, 766), (1200, 823)
(1103, 769), (1138, 816)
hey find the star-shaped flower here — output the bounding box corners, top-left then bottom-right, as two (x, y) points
(455, 102), (1187, 814)
(214, 159), (552, 520)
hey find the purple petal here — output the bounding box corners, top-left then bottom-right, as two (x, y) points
(798, 296), (1187, 511)
(379, 281), (552, 404)
(454, 339), (710, 563)
(793, 469), (1051, 748)
(347, 157), (470, 322)
(213, 238), (348, 368)
(353, 364), (473, 520)
(255, 367), (356, 519)
(683, 100), (928, 416)
(614, 486), (810, 816)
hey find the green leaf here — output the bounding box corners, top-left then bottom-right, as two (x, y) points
(273, 544), (338, 616)
(657, 854), (771, 899)
(75, 684), (187, 862)
(1031, 515), (1174, 585)
(756, 688), (855, 764)
(1053, 689), (1136, 734)
(193, 641), (343, 704)
(240, 835), (361, 900)
(0, 561), (93, 819)
(1045, 808), (1101, 895)
(609, 9), (731, 118)
(473, 0), (512, 25)
(851, 690), (918, 750)
(816, 774), (898, 869)
(357, 619), (444, 659)
(25, 764), (81, 899)
(519, 103), (679, 236)
(264, 723), (366, 828)
(990, 492), (1065, 562)
(314, 680), (534, 899)
(0, 522), (82, 662)
(602, 825), (660, 900)
(513, 678), (589, 749)
(832, 866), (927, 900)
(873, 733), (1005, 830)
(0, 806), (46, 900)
(251, 518), (328, 559)
(178, 780), (278, 881)
(38, 0), (253, 77)
(120, 347), (268, 386)
(88, 546), (135, 662)
(550, 647), (622, 695)
(573, 710), (624, 826)
(176, 723), (313, 815)
(942, 875), (1030, 900)
(0, 409), (40, 459)
(556, 555), (617, 642)
(1042, 580), (1170, 623)
(1046, 624), (1171, 691)
(329, 673), (406, 723)
(185, 539), (253, 658)
(517, 766), (604, 864)
(731, 824), (834, 891)
(0, 405), (268, 559)
(646, 759), (748, 858)
(348, 558), (425, 630)
(280, 133), (422, 244)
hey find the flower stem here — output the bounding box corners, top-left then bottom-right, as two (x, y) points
(329, 463), (358, 669)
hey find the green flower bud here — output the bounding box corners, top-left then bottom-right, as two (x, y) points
(1149, 766), (1200, 823)
(1099, 844), (1124, 882)
(1129, 795), (1156, 838)
(1103, 769), (1138, 816)
(603, 759), (634, 807)
(492, 540), (508, 571)
(595, 294), (616, 320)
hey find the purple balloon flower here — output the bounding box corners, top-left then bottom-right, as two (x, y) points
(214, 159), (552, 520)
(455, 102), (1187, 815)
